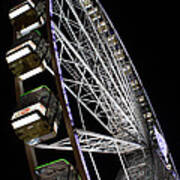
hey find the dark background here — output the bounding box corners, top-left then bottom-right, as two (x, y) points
(0, 0), (179, 179)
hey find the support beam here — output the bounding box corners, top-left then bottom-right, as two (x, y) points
(46, 1), (90, 179)
(14, 77), (38, 180)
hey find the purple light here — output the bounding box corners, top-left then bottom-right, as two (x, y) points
(48, 2), (91, 179)
(49, 1), (74, 126)
(154, 126), (168, 163)
(74, 133), (91, 179)
(172, 171), (176, 177)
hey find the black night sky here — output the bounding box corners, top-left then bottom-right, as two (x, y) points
(0, 0), (179, 179)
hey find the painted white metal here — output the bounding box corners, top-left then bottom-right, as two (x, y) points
(48, 1), (148, 178)
(12, 113), (40, 129)
(36, 129), (143, 154)
(32, 0), (179, 179)
(53, 22), (140, 139)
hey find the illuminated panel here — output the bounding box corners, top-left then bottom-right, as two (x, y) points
(20, 17), (45, 36)
(5, 31), (51, 78)
(7, 40), (36, 57)
(11, 102), (46, 120)
(9, 0), (35, 19)
(6, 40), (36, 63)
(154, 126), (169, 163)
(12, 112), (41, 129)
(35, 158), (70, 170)
(81, 0), (92, 9)
(35, 158), (81, 180)
(9, 4), (31, 19)
(19, 65), (44, 80)
(9, 0), (46, 37)
(20, 85), (50, 97)
(13, 113), (52, 145)
(6, 47), (31, 64)
(10, 86), (62, 145)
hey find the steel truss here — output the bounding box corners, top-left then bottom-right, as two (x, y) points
(34, 0), (179, 179)
(40, 0), (178, 179)
(51, 0), (146, 142)
(35, 0), (149, 179)
(37, 129), (143, 154)
(8, 0), (179, 179)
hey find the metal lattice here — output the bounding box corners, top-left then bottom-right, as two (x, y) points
(6, 0), (179, 179)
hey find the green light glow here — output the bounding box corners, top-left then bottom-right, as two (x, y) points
(35, 158), (70, 170)
(34, 30), (41, 36)
(20, 85), (50, 97)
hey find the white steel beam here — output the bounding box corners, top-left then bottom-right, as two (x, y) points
(36, 129), (143, 154)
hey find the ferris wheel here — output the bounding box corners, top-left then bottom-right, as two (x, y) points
(5, 0), (179, 179)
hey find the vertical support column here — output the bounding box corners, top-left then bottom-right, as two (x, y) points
(14, 77), (38, 180)
(24, 145), (38, 180)
(14, 77), (24, 105)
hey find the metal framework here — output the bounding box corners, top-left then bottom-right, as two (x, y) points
(7, 0), (179, 179)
